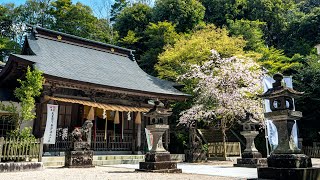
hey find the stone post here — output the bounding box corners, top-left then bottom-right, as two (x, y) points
(234, 131), (266, 167)
(241, 131), (260, 157)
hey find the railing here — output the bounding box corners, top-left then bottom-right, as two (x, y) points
(207, 142), (241, 157)
(0, 137), (43, 162)
(303, 146), (320, 158)
(94, 133), (132, 151)
(47, 132), (132, 152)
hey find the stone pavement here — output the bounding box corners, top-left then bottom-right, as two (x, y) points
(2, 158), (320, 180)
(111, 163), (257, 179)
(1, 166), (236, 180)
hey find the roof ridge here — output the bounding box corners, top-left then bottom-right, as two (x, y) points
(27, 24), (135, 57)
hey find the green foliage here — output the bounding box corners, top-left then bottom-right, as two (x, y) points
(0, 37), (20, 62)
(0, 4), (21, 62)
(153, 0), (205, 32)
(200, 0), (248, 26)
(228, 19), (266, 51)
(294, 55), (320, 121)
(201, 143), (208, 153)
(7, 127), (36, 142)
(120, 30), (141, 45)
(156, 24), (245, 82)
(14, 66), (44, 122)
(0, 102), (20, 127)
(140, 21), (179, 75)
(114, 3), (152, 39)
(49, 0), (96, 38)
(258, 47), (304, 75)
(110, 0), (129, 22)
(282, 7), (320, 56)
(14, 0), (52, 27)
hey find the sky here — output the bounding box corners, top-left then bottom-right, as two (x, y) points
(0, 0), (91, 5)
(0, 0), (113, 18)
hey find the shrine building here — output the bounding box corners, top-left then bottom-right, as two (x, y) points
(0, 26), (189, 154)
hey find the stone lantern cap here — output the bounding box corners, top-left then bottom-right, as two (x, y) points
(144, 100), (172, 118)
(259, 73), (303, 99)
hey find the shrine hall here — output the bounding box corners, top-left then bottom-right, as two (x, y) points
(0, 25), (189, 154)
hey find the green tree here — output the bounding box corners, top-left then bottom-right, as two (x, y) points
(110, 0), (129, 22)
(14, 66), (44, 123)
(200, 0), (301, 48)
(228, 19), (266, 51)
(294, 55), (320, 121)
(114, 3), (152, 38)
(49, 0), (96, 38)
(0, 4), (21, 62)
(114, 3), (152, 59)
(140, 21), (179, 75)
(156, 24), (245, 83)
(14, 0), (52, 27)
(282, 7), (320, 56)
(200, 0), (247, 26)
(257, 47), (304, 75)
(152, 0), (205, 32)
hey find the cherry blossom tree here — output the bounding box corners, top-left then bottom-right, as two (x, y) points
(179, 49), (264, 157)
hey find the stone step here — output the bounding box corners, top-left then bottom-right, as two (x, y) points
(42, 155), (145, 167)
(93, 155), (144, 161)
(42, 154), (185, 167)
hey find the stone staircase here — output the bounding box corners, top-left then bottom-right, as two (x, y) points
(42, 155), (144, 167)
(42, 154), (185, 167)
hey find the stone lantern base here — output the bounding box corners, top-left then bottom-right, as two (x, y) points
(64, 150), (94, 168)
(257, 154), (320, 179)
(234, 131), (267, 168)
(234, 151), (267, 168)
(136, 152), (182, 173)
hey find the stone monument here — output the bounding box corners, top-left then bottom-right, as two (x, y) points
(65, 120), (94, 168)
(257, 73), (320, 179)
(136, 101), (182, 173)
(185, 120), (207, 162)
(234, 112), (267, 168)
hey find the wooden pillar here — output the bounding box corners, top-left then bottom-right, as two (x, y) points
(33, 103), (43, 138)
(132, 112), (136, 154)
(137, 122), (141, 152)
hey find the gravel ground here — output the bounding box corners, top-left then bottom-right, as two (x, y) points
(1, 166), (240, 180)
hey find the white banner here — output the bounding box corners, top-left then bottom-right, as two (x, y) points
(43, 104), (59, 144)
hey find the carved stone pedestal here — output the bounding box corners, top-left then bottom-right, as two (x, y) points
(185, 149), (207, 162)
(65, 150), (94, 168)
(136, 124), (182, 173)
(234, 131), (267, 168)
(137, 152), (182, 173)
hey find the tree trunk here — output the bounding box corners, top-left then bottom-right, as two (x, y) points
(222, 126), (227, 159)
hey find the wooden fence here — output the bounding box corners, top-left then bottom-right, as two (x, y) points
(0, 137), (43, 162)
(207, 142), (241, 157)
(303, 146), (320, 158)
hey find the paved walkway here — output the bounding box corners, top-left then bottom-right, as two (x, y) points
(111, 163), (258, 179)
(1, 166), (239, 180)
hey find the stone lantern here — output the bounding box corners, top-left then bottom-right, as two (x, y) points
(136, 101), (182, 173)
(257, 73), (320, 179)
(234, 112), (267, 167)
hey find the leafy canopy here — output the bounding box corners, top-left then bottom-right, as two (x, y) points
(153, 0), (205, 32)
(140, 21), (179, 75)
(156, 24), (245, 82)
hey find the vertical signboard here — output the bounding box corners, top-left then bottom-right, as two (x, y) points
(43, 104), (59, 144)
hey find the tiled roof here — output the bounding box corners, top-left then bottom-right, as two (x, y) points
(13, 27), (188, 98)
